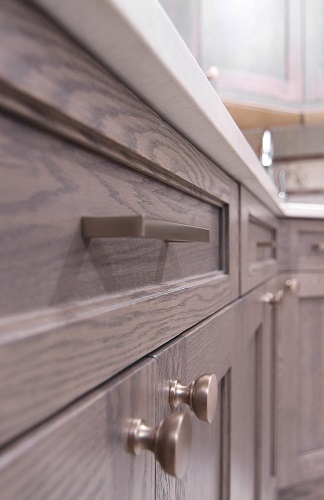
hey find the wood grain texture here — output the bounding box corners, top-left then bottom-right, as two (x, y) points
(279, 476), (324, 500)
(241, 186), (279, 294)
(0, 358), (156, 500)
(277, 273), (324, 488)
(0, 0), (235, 204)
(279, 219), (324, 271)
(152, 304), (235, 500)
(0, 112), (222, 317)
(0, 272), (236, 447)
(0, 105), (239, 445)
(231, 279), (278, 500)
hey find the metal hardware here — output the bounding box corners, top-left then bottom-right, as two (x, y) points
(169, 374), (218, 423)
(262, 292), (274, 304)
(82, 215), (210, 243)
(278, 170), (288, 201)
(285, 278), (300, 294)
(128, 412), (192, 478)
(261, 129), (274, 179)
(205, 66), (220, 81)
(312, 243), (324, 251)
(262, 290), (284, 305)
(256, 241), (276, 248)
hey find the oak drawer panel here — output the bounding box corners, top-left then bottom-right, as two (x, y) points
(0, 113), (226, 318)
(241, 187), (278, 293)
(0, 112), (238, 445)
(0, 359), (156, 500)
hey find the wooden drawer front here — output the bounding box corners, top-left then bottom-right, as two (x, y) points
(241, 187), (278, 293)
(248, 217), (276, 263)
(151, 305), (235, 500)
(0, 359), (156, 500)
(0, 0), (239, 447)
(0, 111), (238, 446)
(279, 219), (324, 271)
(0, 114), (225, 318)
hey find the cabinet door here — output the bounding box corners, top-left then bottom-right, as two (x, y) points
(201, 0), (302, 104)
(0, 359), (156, 500)
(152, 305), (235, 500)
(231, 280), (278, 500)
(304, 0), (324, 103)
(277, 273), (324, 488)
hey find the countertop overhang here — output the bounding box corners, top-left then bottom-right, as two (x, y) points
(32, 0), (324, 219)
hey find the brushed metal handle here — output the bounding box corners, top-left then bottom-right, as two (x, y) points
(312, 243), (324, 251)
(82, 215), (210, 243)
(128, 413), (192, 478)
(169, 374), (218, 423)
(285, 278), (300, 294)
(256, 241), (276, 248)
(262, 290), (284, 305)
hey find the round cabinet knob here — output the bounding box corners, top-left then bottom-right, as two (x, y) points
(274, 289), (284, 304)
(205, 66), (220, 81)
(262, 290), (284, 305)
(285, 278), (300, 294)
(169, 373), (218, 423)
(128, 412), (192, 478)
(262, 292), (274, 304)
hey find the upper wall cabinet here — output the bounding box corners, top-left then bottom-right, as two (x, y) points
(159, 0), (324, 110)
(201, 0), (302, 106)
(304, 0), (324, 103)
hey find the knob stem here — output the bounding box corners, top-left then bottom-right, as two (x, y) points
(169, 374), (218, 423)
(169, 380), (192, 408)
(128, 413), (192, 478)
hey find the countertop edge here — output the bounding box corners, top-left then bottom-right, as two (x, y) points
(32, 0), (283, 215)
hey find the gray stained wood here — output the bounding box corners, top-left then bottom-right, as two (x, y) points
(231, 279), (278, 500)
(0, 0), (235, 205)
(277, 272), (324, 488)
(0, 113), (222, 318)
(279, 219), (324, 271)
(0, 358), (156, 500)
(240, 187), (279, 295)
(151, 304), (235, 500)
(0, 0), (240, 446)
(0, 107), (238, 446)
(244, 124), (324, 162)
(279, 477), (324, 500)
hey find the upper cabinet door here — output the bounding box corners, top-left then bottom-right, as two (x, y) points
(304, 0), (324, 102)
(200, 0), (302, 104)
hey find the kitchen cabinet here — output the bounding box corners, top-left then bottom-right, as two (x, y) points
(304, 0), (324, 103)
(240, 187), (279, 294)
(161, 0), (324, 110)
(0, 0), (239, 447)
(1, 1), (324, 499)
(200, 0), (302, 106)
(160, 0), (302, 106)
(152, 304), (235, 500)
(231, 278), (279, 500)
(0, 359), (157, 500)
(277, 218), (324, 489)
(277, 272), (324, 488)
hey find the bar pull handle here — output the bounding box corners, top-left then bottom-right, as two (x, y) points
(312, 243), (324, 251)
(82, 215), (210, 243)
(256, 241), (276, 248)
